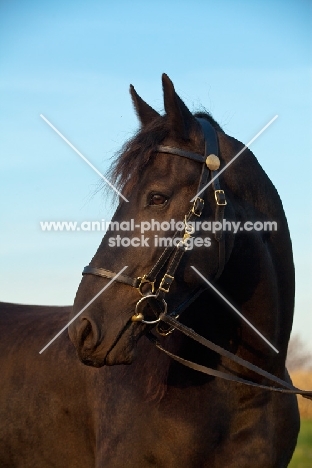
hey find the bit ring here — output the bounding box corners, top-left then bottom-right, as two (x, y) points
(131, 295), (167, 324)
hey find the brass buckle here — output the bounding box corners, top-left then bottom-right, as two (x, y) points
(136, 275), (155, 296)
(191, 197), (204, 217)
(159, 274), (174, 293)
(214, 190), (227, 206)
(183, 215), (195, 242)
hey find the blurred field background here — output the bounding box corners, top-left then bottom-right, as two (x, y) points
(287, 335), (312, 467)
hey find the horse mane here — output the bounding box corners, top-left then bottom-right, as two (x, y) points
(106, 111), (223, 199)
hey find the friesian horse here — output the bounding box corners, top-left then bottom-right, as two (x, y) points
(1, 75), (310, 467)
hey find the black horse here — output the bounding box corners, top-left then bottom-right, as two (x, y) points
(69, 74), (302, 466)
(1, 75), (308, 467)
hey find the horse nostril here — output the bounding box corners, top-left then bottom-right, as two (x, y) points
(78, 319), (99, 351)
(80, 320), (92, 345)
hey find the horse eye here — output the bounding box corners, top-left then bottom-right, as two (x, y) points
(149, 194), (168, 206)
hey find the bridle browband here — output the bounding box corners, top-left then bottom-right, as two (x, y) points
(81, 118), (312, 400)
(83, 118), (227, 330)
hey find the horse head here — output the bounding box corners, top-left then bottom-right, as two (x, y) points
(68, 74), (236, 366)
(68, 74), (293, 374)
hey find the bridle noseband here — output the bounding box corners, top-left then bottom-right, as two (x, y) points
(82, 118), (227, 330)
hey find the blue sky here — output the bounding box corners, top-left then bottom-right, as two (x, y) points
(1, 0), (311, 348)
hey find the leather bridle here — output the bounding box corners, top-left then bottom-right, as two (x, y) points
(81, 118), (312, 400)
(83, 118), (227, 331)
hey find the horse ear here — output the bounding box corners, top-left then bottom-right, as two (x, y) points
(162, 73), (197, 141)
(130, 84), (160, 126)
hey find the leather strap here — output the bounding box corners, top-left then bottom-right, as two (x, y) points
(198, 118), (226, 279)
(155, 342), (312, 398)
(197, 117), (219, 156)
(144, 241), (179, 284)
(156, 245), (186, 301)
(82, 266), (140, 288)
(157, 146), (205, 163)
(212, 169), (226, 279)
(153, 314), (312, 400)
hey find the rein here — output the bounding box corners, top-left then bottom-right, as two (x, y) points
(150, 314), (312, 400)
(82, 118), (312, 400)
